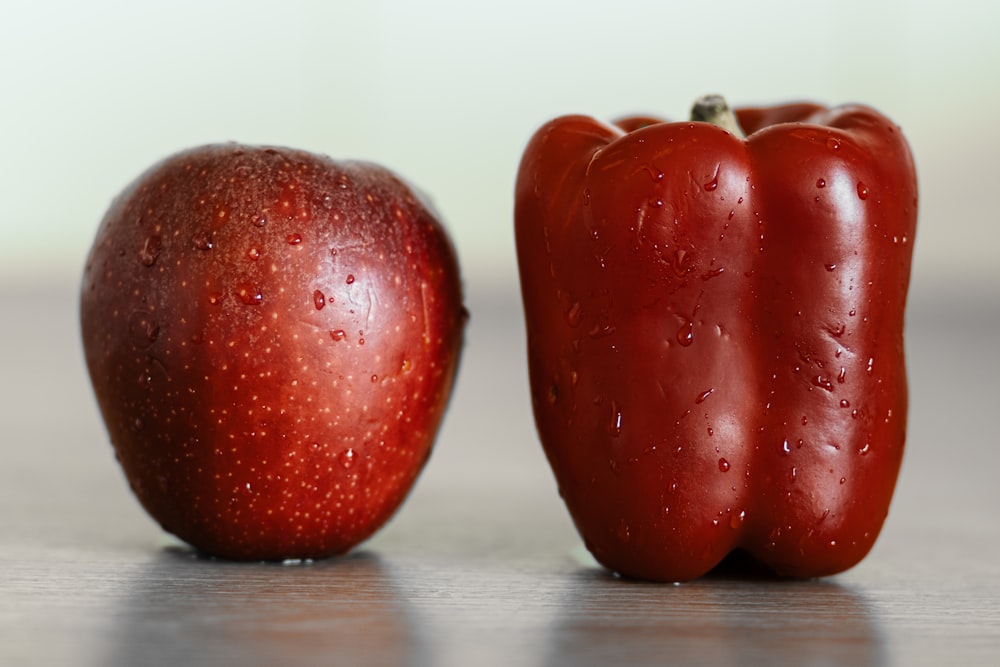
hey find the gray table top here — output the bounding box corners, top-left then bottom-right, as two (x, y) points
(2, 279), (998, 666)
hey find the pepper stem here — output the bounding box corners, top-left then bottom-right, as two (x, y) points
(690, 94), (745, 138)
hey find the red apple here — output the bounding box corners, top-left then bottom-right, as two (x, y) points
(80, 144), (466, 560)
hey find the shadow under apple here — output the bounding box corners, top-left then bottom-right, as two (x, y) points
(100, 545), (428, 667)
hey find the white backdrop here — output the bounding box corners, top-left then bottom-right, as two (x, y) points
(2, 0), (998, 294)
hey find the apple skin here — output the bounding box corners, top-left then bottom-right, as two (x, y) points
(80, 144), (466, 560)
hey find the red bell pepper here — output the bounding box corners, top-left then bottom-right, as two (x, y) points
(514, 96), (917, 581)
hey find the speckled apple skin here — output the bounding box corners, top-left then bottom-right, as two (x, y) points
(80, 144), (466, 560)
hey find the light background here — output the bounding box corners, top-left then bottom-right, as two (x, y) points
(2, 0), (998, 298)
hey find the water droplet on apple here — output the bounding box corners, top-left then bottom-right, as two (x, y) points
(313, 290), (326, 310)
(816, 178), (826, 188)
(139, 235), (161, 266)
(856, 182), (869, 200)
(253, 215), (267, 228)
(826, 137), (841, 151)
(695, 388), (714, 404)
(330, 329), (347, 341)
(338, 448), (357, 469)
(236, 284), (263, 306)
(192, 232), (214, 251)
(286, 233), (303, 245)
(718, 458), (730, 472)
(247, 247), (260, 261)
(128, 311), (160, 348)
(346, 274), (355, 285)
(617, 519), (631, 542)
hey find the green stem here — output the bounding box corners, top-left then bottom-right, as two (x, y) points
(690, 94), (745, 138)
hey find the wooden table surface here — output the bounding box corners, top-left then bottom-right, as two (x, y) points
(2, 279), (998, 666)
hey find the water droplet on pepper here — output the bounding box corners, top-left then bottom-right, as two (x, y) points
(609, 402), (623, 437)
(564, 302), (582, 327)
(676, 321), (694, 346)
(812, 375), (834, 392)
(703, 167), (720, 191)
